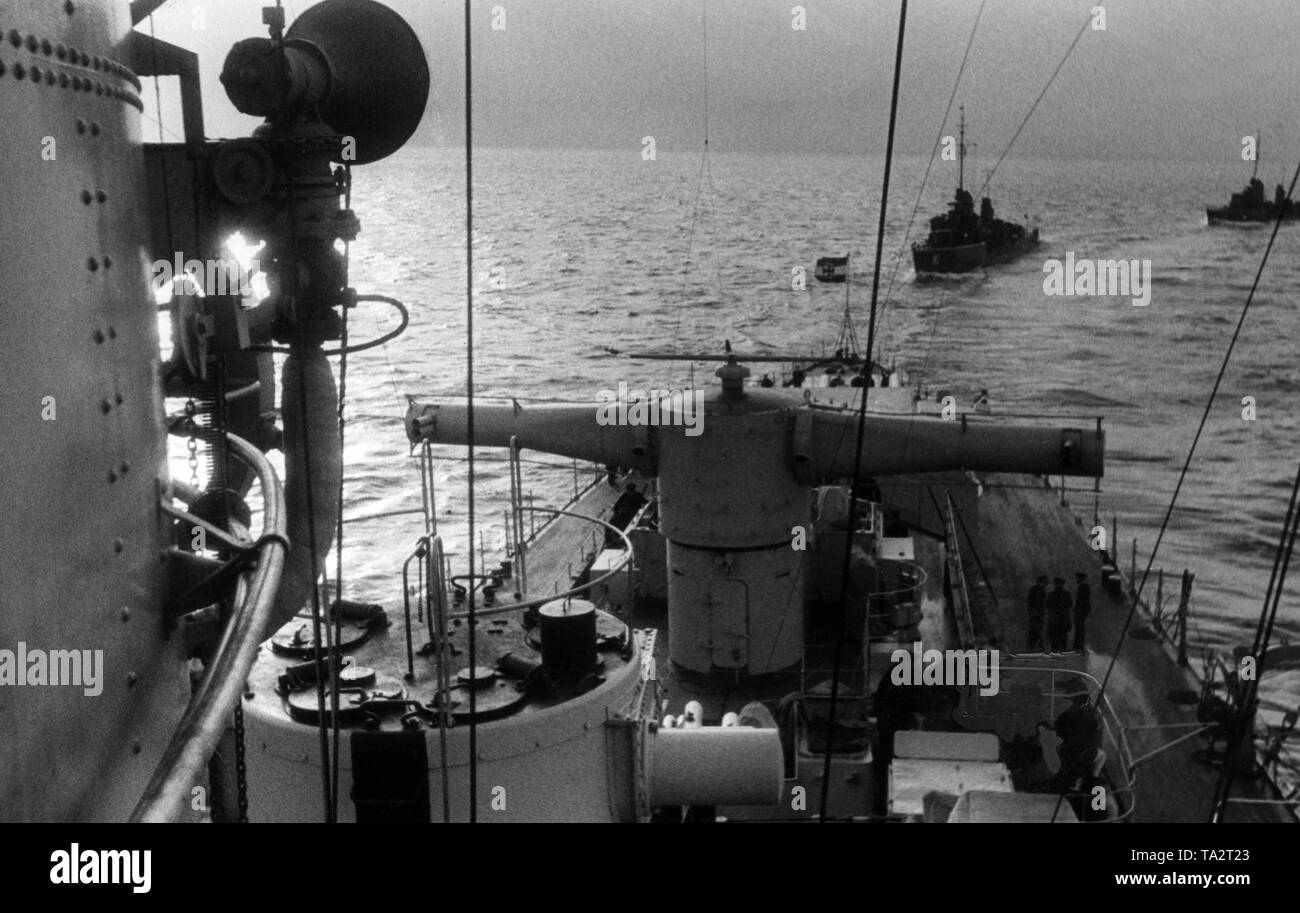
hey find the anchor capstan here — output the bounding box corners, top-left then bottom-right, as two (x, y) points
(406, 384), (1103, 675)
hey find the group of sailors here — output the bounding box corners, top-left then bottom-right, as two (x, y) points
(1025, 572), (1092, 653)
(773, 352), (900, 390)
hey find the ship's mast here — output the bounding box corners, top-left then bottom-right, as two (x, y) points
(1252, 128), (1261, 182)
(835, 251), (861, 359)
(958, 105), (966, 192)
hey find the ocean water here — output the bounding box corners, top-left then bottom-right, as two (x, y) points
(207, 146), (1300, 735)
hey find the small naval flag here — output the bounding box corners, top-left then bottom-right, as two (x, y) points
(815, 256), (848, 283)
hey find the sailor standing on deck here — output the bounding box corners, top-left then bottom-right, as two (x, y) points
(1073, 572), (1092, 651)
(1026, 575), (1048, 651)
(1045, 577), (1073, 653)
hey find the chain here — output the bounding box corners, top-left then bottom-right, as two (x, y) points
(184, 393), (200, 490)
(234, 697), (249, 822)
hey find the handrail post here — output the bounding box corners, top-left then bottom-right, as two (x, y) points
(1093, 418), (1102, 530)
(1177, 569), (1192, 666)
(1130, 538), (1137, 599)
(508, 436), (527, 594)
(1155, 568), (1163, 627)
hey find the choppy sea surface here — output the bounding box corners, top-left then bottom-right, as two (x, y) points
(189, 146), (1300, 752)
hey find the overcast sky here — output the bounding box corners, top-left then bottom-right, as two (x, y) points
(144, 0), (1300, 162)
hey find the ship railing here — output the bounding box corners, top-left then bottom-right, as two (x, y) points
(862, 567), (929, 643)
(388, 499), (644, 825)
(801, 654), (869, 701)
(962, 663), (1138, 822)
(1043, 487), (1299, 813)
(941, 493), (976, 649)
(402, 431), (635, 614)
(379, 436), (609, 599)
(131, 431), (288, 822)
(398, 530), (454, 822)
(421, 506), (637, 621)
(506, 437), (608, 557)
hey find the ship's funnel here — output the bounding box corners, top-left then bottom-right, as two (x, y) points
(222, 0), (430, 164)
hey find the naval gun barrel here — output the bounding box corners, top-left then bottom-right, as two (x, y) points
(405, 399), (1103, 481)
(808, 410), (1103, 479)
(407, 402), (656, 473)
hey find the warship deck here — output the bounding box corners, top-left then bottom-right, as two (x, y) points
(498, 464), (1295, 822)
(971, 473), (1293, 823)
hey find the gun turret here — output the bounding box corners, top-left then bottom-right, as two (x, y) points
(407, 384), (1102, 675)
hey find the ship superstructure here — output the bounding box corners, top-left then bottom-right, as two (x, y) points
(911, 108), (1039, 274)
(1, 0), (1296, 826)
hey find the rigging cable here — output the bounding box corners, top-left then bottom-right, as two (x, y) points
(1048, 155), (1300, 823)
(1209, 460), (1300, 821)
(1249, 469), (1298, 664)
(464, 0), (479, 824)
(672, 0), (721, 351)
(975, 11), (1092, 198)
(1097, 155), (1300, 700)
(877, 0), (985, 323)
(820, 0), (908, 822)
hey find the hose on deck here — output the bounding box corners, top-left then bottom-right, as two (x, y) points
(130, 431), (287, 823)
